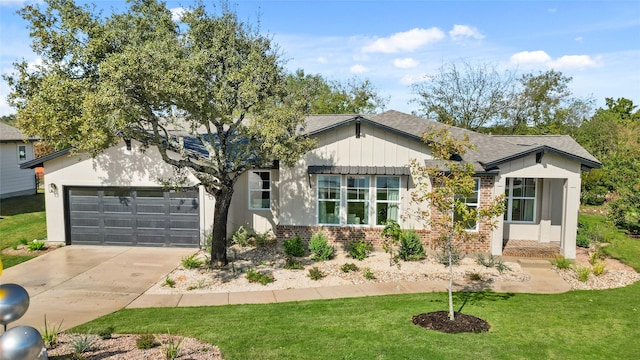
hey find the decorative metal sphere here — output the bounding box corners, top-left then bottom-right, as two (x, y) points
(0, 283), (30, 326)
(0, 325), (44, 360)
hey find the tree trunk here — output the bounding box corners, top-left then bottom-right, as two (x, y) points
(448, 236), (455, 321)
(210, 187), (234, 268)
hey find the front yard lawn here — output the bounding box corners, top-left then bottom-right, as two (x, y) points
(0, 192), (47, 267)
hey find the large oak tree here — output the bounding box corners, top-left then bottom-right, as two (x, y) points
(5, 0), (314, 266)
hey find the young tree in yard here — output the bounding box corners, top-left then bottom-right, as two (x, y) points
(409, 127), (504, 320)
(5, 0), (313, 267)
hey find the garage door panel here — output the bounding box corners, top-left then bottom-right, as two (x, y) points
(67, 187), (199, 247)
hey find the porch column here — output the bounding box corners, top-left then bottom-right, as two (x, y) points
(538, 179), (552, 243)
(562, 176), (581, 259)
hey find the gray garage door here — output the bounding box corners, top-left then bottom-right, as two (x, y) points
(66, 187), (200, 247)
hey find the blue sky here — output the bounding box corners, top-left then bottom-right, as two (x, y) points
(1, 0), (639, 116)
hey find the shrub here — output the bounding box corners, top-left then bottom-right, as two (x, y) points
(156, 332), (184, 360)
(246, 268), (274, 285)
(97, 326), (114, 340)
(308, 267), (325, 280)
(592, 261), (606, 276)
(283, 236), (305, 257)
(27, 239), (47, 251)
(348, 238), (373, 260)
(231, 226), (251, 247)
(575, 265), (591, 282)
(437, 245), (464, 266)
(254, 230), (275, 247)
(363, 267), (376, 280)
(341, 263), (359, 273)
(475, 253), (496, 268)
(589, 245), (607, 265)
(398, 230), (425, 261)
(495, 260), (512, 274)
(308, 231), (334, 261)
(467, 272), (484, 281)
(381, 220), (402, 267)
(41, 315), (63, 348)
(181, 254), (202, 269)
(19, 238), (28, 245)
(136, 333), (157, 349)
(70, 332), (97, 354)
(284, 256), (304, 270)
(163, 277), (176, 288)
(552, 256), (573, 269)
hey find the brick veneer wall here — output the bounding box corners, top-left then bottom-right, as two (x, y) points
(276, 176), (496, 253)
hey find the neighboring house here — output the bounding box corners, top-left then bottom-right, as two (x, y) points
(0, 122), (38, 199)
(21, 110), (600, 258)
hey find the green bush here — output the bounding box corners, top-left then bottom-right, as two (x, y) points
(283, 236), (305, 257)
(363, 267), (376, 280)
(97, 326), (114, 340)
(495, 259), (512, 273)
(231, 226), (251, 247)
(475, 253), (496, 267)
(398, 230), (425, 261)
(181, 254), (202, 269)
(27, 239), (47, 251)
(136, 333), (156, 349)
(574, 265), (591, 282)
(592, 261), (606, 276)
(162, 277), (176, 288)
(70, 332), (97, 354)
(246, 268), (275, 285)
(341, 263), (359, 273)
(253, 230), (275, 247)
(308, 231), (334, 261)
(609, 188), (640, 236)
(308, 267), (325, 280)
(437, 245), (464, 266)
(348, 238), (373, 260)
(552, 256), (573, 269)
(284, 256), (303, 270)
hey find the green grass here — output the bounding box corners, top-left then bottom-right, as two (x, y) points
(579, 213), (640, 271)
(74, 212), (640, 360)
(0, 193), (47, 268)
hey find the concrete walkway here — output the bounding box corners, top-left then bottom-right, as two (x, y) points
(1, 246), (196, 330)
(127, 257), (571, 309)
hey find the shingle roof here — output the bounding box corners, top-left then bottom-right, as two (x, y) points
(302, 110), (601, 170)
(0, 122), (38, 142)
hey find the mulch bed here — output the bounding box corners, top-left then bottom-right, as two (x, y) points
(412, 311), (490, 333)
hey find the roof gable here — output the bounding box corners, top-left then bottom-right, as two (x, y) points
(0, 122), (38, 142)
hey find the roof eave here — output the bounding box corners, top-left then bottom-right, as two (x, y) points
(483, 145), (601, 170)
(19, 148), (72, 169)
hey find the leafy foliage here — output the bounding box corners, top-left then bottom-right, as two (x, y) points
(381, 220), (402, 267)
(283, 236), (305, 257)
(307, 267), (325, 280)
(246, 268), (275, 285)
(69, 332), (97, 354)
(340, 263), (359, 273)
(348, 238), (373, 260)
(552, 257), (573, 269)
(26, 239), (47, 251)
(308, 231), (334, 261)
(181, 254), (202, 269)
(6, 0), (314, 267)
(41, 315), (63, 348)
(136, 333), (157, 350)
(363, 267), (376, 280)
(284, 256), (304, 270)
(398, 230), (425, 261)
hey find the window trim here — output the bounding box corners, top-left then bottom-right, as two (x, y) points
(346, 175), (370, 226)
(248, 170), (271, 210)
(375, 175), (401, 226)
(317, 175), (342, 225)
(504, 177), (537, 223)
(17, 144), (27, 163)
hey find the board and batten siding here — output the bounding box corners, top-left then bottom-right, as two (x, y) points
(0, 142), (36, 199)
(278, 122), (432, 229)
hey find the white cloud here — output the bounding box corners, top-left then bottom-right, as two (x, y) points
(0, 0), (34, 6)
(362, 28), (445, 53)
(550, 55), (599, 69)
(449, 25), (485, 41)
(350, 64), (369, 74)
(317, 56), (328, 64)
(393, 58), (419, 69)
(399, 73), (425, 85)
(574, 36), (583, 42)
(170, 7), (186, 22)
(510, 50), (552, 64)
(27, 57), (42, 71)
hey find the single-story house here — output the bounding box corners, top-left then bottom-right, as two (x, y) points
(0, 122), (38, 199)
(21, 110), (600, 258)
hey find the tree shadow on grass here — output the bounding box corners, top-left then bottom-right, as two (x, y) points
(454, 284), (516, 313)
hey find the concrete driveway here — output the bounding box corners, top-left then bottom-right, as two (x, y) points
(1, 245), (196, 330)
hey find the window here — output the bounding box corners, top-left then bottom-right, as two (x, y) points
(18, 145), (27, 162)
(318, 175), (341, 224)
(454, 178), (480, 231)
(504, 177), (536, 222)
(346, 176), (369, 225)
(249, 171), (271, 210)
(376, 176), (400, 225)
